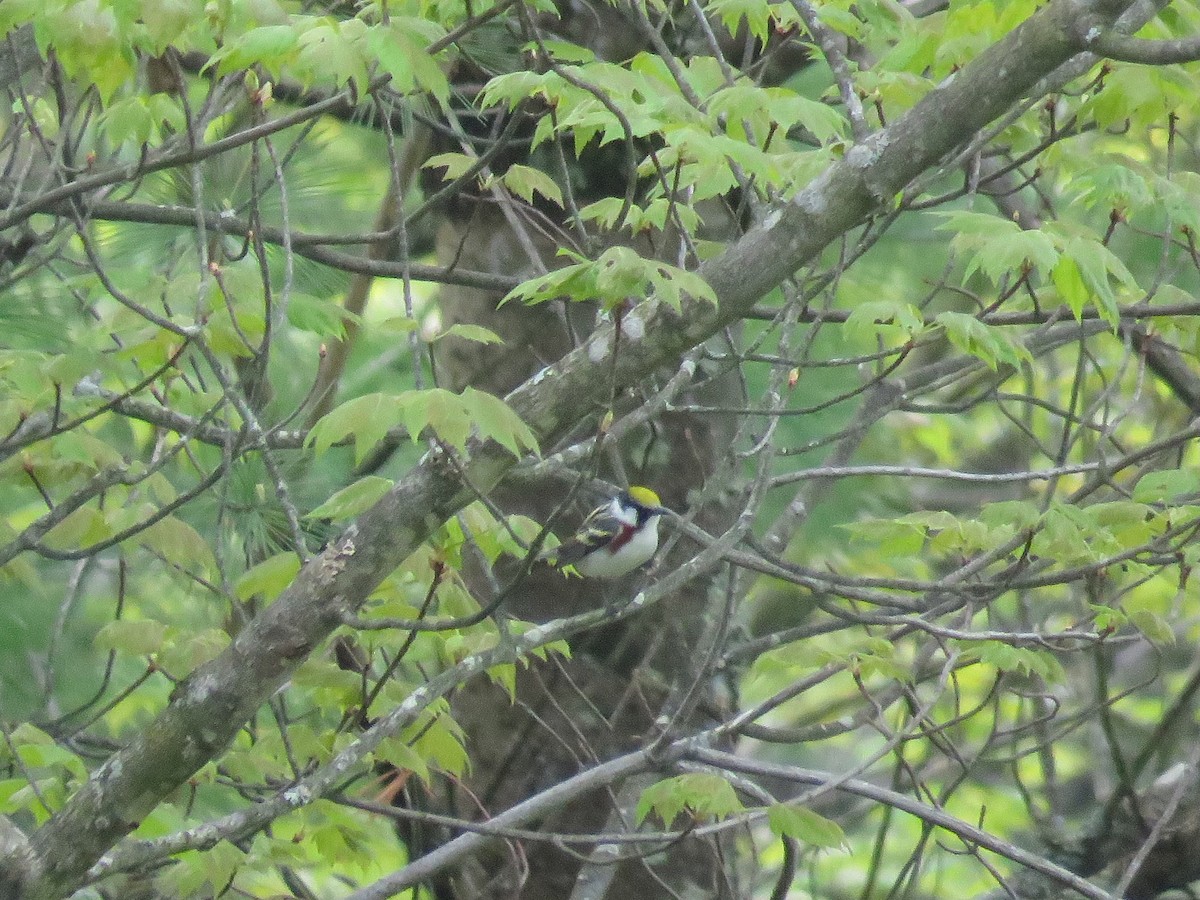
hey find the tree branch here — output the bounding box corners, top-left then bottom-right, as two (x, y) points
(0, 191), (518, 292)
(1084, 28), (1200, 64)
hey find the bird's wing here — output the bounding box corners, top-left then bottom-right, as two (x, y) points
(545, 507), (624, 565)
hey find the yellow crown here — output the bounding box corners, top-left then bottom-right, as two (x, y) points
(627, 485), (662, 508)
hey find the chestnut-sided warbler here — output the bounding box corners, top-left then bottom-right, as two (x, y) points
(540, 486), (670, 578)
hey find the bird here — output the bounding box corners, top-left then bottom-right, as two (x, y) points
(540, 486), (670, 578)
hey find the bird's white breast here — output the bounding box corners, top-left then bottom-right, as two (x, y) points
(574, 516), (661, 578)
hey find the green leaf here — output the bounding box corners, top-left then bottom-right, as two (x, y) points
(205, 306), (265, 358)
(235, 552), (302, 601)
(767, 804), (847, 848)
(959, 640), (1065, 682)
(41, 507), (111, 552)
(446, 579), (485, 619)
(501, 256), (593, 306)
(377, 316), (420, 334)
(9, 735), (85, 778)
(0, 779), (30, 814)
(853, 642), (910, 681)
(1154, 171), (1200, 235)
(935, 211), (1058, 284)
(1130, 609), (1175, 646)
(141, 0), (199, 52)
(424, 152), (477, 182)
(296, 19), (369, 91)
(1084, 66), (1185, 131)
(33, 2), (134, 101)
(306, 476), (394, 521)
(433, 324), (503, 345)
(461, 388), (540, 458)
(1051, 255), (1088, 320)
(897, 510), (996, 556)
(648, 261), (717, 310)
(307, 392), (405, 463)
(487, 662), (517, 699)
(101, 97), (157, 147)
(7, 723), (56, 750)
(528, 637), (572, 662)
(1071, 163), (1152, 212)
(704, 0), (773, 44)
(509, 246), (715, 312)
(839, 518), (925, 557)
(843, 300), (925, 345)
(367, 22), (416, 93)
(638, 199), (699, 235)
(1133, 469), (1200, 503)
(405, 37), (450, 104)
(1086, 501), (1160, 549)
(138, 516), (217, 578)
(408, 715), (469, 777)
(818, 4), (864, 39)
(1056, 236), (1134, 328)
(385, 387), (538, 455)
(396, 390), (431, 446)
(423, 389), (471, 452)
(478, 70), (554, 111)
(147, 93), (186, 133)
(287, 294), (360, 339)
(635, 773), (744, 827)
(1036, 502), (1110, 564)
(1090, 604), (1128, 633)
(523, 39), (595, 64)
(6, 724), (86, 782)
(594, 246), (650, 299)
(52, 431), (124, 471)
(158, 628), (230, 675)
(501, 164), (563, 207)
(763, 89), (847, 144)
(0, 0), (42, 33)
(979, 500), (1041, 531)
(94, 619), (168, 656)
(209, 24), (299, 77)
(0, 778), (63, 822)
(169, 841), (246, 897)
(374, 736), (431, 786)
(578, 197), (629, 230)
(936, 311), (1031, 371)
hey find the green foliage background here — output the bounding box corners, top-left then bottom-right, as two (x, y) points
(3, 0), (1200, 897)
